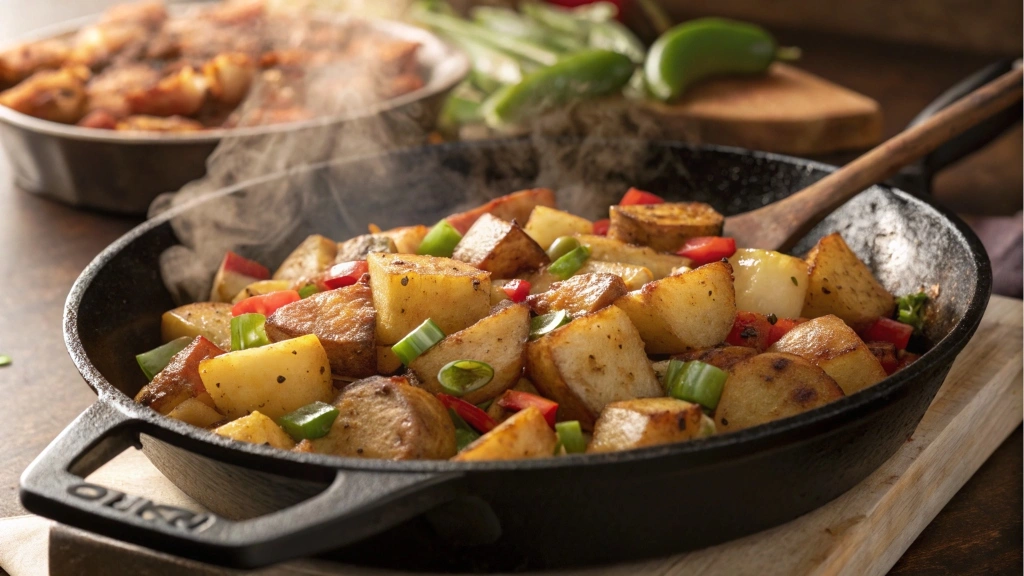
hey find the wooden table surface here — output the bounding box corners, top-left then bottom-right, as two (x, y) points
(0, 28), (1020, 576)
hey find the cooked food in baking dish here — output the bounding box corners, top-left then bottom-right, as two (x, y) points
(135, 188), (930, 460)
(0, 0), (425, 131)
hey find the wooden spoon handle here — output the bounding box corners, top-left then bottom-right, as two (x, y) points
(723, 64), (1023, 252)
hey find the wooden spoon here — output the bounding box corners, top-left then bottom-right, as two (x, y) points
(723, 65), (1023, 252)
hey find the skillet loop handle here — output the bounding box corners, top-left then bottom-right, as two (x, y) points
(20, 402), (463, 569)
(896, 59), (1023, 195)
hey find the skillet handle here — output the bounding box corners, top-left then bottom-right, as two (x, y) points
(20, 402), (463, 568)
(894, 59), (1023, 195)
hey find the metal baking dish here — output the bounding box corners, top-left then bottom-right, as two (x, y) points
(0, 8), (469, 214)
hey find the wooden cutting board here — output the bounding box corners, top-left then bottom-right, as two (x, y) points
(29, 295), (1020, 576)
(640, 63), (884, 155)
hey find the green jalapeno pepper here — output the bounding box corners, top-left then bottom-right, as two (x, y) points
(645, 18), (800, 102)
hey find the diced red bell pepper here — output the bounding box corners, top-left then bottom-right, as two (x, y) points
(676, 236), (737, 266)
(231, 290), (301, 317)
(861, 317), (913, 350)
(502, 279), (531, 303)
(221, 251), (270, 280)
(766, 317), (802, 348)
(725, 311), (772, 350)
(496, 390), (559, 428)
(437, 394), (496, 433)
(592, 218), (610, 236)
(866, 341), (899, 375)
(619, 187), (665, 206)
(322, 260), (369, 290)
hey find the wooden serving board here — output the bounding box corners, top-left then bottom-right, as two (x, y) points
(640, 63), (884, 155)
(18, 296), (1023, 576)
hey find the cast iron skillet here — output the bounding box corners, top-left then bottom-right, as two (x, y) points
(19, 63), (1015, 571)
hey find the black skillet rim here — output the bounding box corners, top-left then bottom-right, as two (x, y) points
(62, 137), (993, 474)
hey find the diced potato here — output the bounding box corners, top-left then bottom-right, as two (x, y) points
(453, 407), (557, 461)
(525, 305), (662, 430)
(265, 282), (376, 378)
(578, 261), (653, 291)
(230, 280), (294, 304)
(310, 376), (456, 460)
(614, 262), (736, 354)
(673, 345), (759, 371)
(715, 352), (845, 433)
(728, 248), (809, 318)
(368, 253), (491, 345)
(377, 345), (403, 375)
(273, 234), (337, 281)
(801, 233), (895, 331)
(490, 280), (513, 305)
(446, 188), (557, 234)
(608, 202), (724, 252)
(411, 303), (530, 404)
(526, 273), (627, 317)
(588, 398), (706, 453)
(767, 314), (887, 395)
(214, 411), (295, 450)
(167, 397), (224, 428)
(379, 225), (429, 254)
(135, 336), (224, 415)
(452, 213), (549, 278)
(576, 234), (691, 279)
(336, 233), (396, 263)
(161, 302), (232, 350)
(199, 334), (333, 420)
(523, 205), (593, 250)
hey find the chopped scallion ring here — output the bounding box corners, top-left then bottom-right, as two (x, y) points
(438, 360), (494, 396)
(448, 408), (481, 451)
(417, 220), (463, 257)
(548, 245), (591, 280)
(546, 236), (581, 261)
(555, 420), (586, 454)
(278, 401), (339, 440)
(230, 313), (271, 351)
(297, 284), (319, 299)
(392, 319), (446, 365)
(664, 359), (727, 410)
(529, 310), (571, 340)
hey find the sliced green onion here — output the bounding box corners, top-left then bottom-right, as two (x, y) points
(665, 359), (728, 410)
(548, 245), (591, 280)
(392, 319), (446, 365)
(298, 284), (319, 299)
(448, 408), (481, 451)
(555, 420), (586, 454)
(546, 236), (582, 261)
(0, 354), (10, 367)
(438, 360), (494, 396)
(896, 291), (928, 334)
(278, 401), (339, 440)
(230, 313), (271, 351)
(529, 310), (571, 340)
(476, 398), (495, 411)
(136, 337), (191, 381)
(417, 220), (463, 258)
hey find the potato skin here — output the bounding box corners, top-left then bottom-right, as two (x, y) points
(768, 314), (888, 396)
(614, 262), (736, 354)
(715, 352), (844, 433)
(135, 336), (224, 415)
(265, 282), (376, 378)
(673, 345), (759, 371)
(526, 273), (628, 318)
(452, 213), (549, 278)
(368, 253), (491, 345)
(801, 233), (894, 331)
(161, 302), (233, 350)
(588, 398), (705, 453)
(453, 407), (556, 461)
(446, 188), (557, 235)
(336, 233), (396, 263)
(273, 234), (337, 281)
(214, 411), (295, 450)
(411, 303), (530, 404)
(608, 202), (724, 252)
(526, 305), (662, 430)
(576, 234), (691, 280)
(310, 376), (456, 460)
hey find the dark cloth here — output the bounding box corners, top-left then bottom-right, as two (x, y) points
(963, 213), (1023, 298)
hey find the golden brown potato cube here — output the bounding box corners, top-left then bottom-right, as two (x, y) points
(453, 407), (557, 461)
(379, 225), (429, 254)
(135, 336), (225, 415)
(446, 188), (557, 234)
(801, 233), (894, 331)
(336, 233), (397, 263)
(608, 202), (724, 252)
(714, 353), (844, 432)
(578, 261), (653, 291)
(576, 234), (691, 279)
(768, 314), (888, 396)
(614, 262), (736, 354)
(166, 397), (224, 428)
(161, 302), (233, 350)
(377, 345), (403, 375)
(523, 205), (594, 250)
(368, 253), (491, 345)
(265, 282), (376, 378)
(273, 234), (337, 281)
(0, 66), (89, 124)
(526, 273), (627, 317)
(411, 303), (529, 403)
(214, 411), (295, 450)
(230, 280), (294, 304)
(309, 376), (456, 460)
(588, 398), (706, 453)
(525, 305), (662, 430)
(452, 213), (549, 278)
